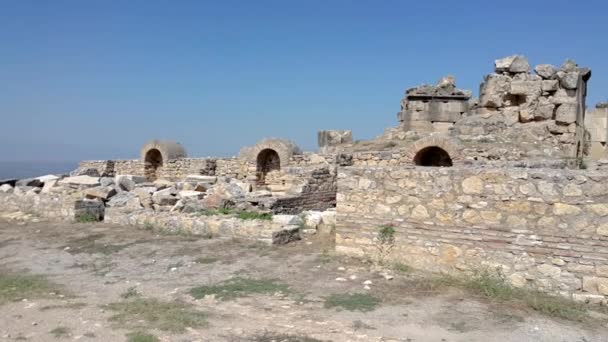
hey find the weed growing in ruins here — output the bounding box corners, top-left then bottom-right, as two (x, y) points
(120, 287), (141, 299)
(105, 298), (207, 333)
(249, 331), (326, 342)
(194, 256), (218, 264)
(406, 270), (589, 322)
(50, 326), (71, 338)
(189, 277), (290, 301)
(324, 293), (381, 312)
(392, 262), (412, 273)
(0, 270), (65, 305)
(126, 332), (159, 342)
(62, 234), (133, 255)
(373, 224), (396, 266)
(40, 302), (87, 311)
(75, 213), (98, 223)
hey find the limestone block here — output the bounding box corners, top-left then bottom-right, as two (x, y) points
(74, 199), (104, 221)
(555, 104), (577, 125)
(534, 64), (558, 79)
(70, 167), (100, 177)
(597, 223), (608, 236)
(36, 174), (61, 183)
(40, 180), (58, 193)
(411, 205), (430, 220)
(58, 176), (100, 187)
(178, 190), (204, 199)
(534, 97), (555, 121)
(553, 203), (582, 216)
(509, 80), (541, 97)
(115, 175), (146, 191)
(572, 293), (606, 304)
(541, 80), (559, 92)
(582, 277), (608, 295)
(0, 184), (13, 193)
(152, 188), (178, 206)
(272, 214), (303, 226)
(495, 55), (529, 73)
(597, 266), (608, 277)
(550, 89), (577, 105)
(537, 264), (561, 278)
(560, 72), (579, 90)
(462, 176), (483, 194)
(562, 183), (582, 197)
(107, 192), (143, 210)
(84, 186), (117, 201)
(587, 204), (608, 217)
(509, 273), (528, 288)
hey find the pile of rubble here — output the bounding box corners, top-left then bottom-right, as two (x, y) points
(0, 167), (336, 244)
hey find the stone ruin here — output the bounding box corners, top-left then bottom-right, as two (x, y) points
(2, 54), (608, 304)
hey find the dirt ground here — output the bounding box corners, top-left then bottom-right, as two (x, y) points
(0, 219), (607, 342)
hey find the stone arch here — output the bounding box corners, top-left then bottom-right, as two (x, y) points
(406, 135), (462, 166)
(239, 138), (301, 185)
(256, 148), (281, 183)
(414, 146), (453, 167)
(140, 140), (187, 181)
(144, 148), (163, 180)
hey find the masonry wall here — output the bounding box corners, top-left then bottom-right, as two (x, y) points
(336, 166), (608, 301)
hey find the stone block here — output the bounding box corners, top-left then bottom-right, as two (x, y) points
(560, 72), (579, 90)
(152, 188), (178, 206)
(541, 80), (559, 92)
(495, 55), (529, 73)
(462, 176), (483, 194)
(272, 214), (303, 226)
(272, 226), (301, 245)
(115, 175), (146, 191)
(0, 184), (13, 193)
(15, 178), (43, 188)
(74, 199), (104, 221)
(555, 104), (577, 124)
(534, 64), (557, 79)
(58, 176), (100, 187)
(84, 186), (117, 201)
(107, 192), (143, 210)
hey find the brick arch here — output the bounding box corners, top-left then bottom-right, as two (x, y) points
(405, 136), (463, 166)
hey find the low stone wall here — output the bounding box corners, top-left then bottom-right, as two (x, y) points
(104, 208), (289, 242)
(79, 160), (116, 176)
(215, 158), (248, 179)
(0, 192), (79, 220)
(336, 166), (608, 302)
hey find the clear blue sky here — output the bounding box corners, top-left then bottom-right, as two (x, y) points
(1, 0), (607, 162)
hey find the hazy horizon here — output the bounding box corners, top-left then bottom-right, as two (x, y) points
(2, 0), (607, 163)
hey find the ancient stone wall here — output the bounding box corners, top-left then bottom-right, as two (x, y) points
(336, 166), (608, 301)
(585, 104), (608, 159)
(78, 160), (116, 177)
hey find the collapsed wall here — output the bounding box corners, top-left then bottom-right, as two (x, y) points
(336, 165), (608, 302)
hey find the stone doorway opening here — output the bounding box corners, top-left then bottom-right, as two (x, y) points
(144, 148), (163, 181)
(256, 148), (280, 184)
(414, 146), (453, 167)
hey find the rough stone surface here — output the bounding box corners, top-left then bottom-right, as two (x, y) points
(58, 176), (100, 187)
(272, 226), (301, 245)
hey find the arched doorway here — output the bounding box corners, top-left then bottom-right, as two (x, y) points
(414, 146), (453, 167)
(144, 148), (163, 181)
(256, 148), (280, 184)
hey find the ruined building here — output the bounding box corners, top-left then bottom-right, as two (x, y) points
(3, 55), (608, 303)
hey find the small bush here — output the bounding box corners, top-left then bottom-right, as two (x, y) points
(120, 287), (141, 299)
(324, 293), (381, 312)
(374, 224), (396, 266)
(75, 213), (98, 223)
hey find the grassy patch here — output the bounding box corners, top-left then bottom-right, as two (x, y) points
(324, 293), (381, 312)
(62, 234), (133, 255)
(189, 277), (289, 301)
(105, 298), (207, 333)
(40, 302), (87, 311)
(249, 331), (326, 342)
(126, 331), (159, 342)
(392, 262), (412, 273)
(120, 286), (141, 299)
(409, 270), (589, 322)
(50, 326), (71, 338)
(75, 213), (98, 223)
(197, 208), (272, 220)
(0, 271), (64, 304)
(194, 256), (218, 264)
